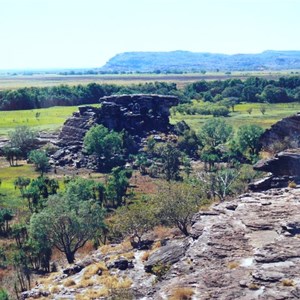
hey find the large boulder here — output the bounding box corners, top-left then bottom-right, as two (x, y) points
(250, 149), (300, 191)
(144, 239), (189, 273)
(55, 94), (179, 167)
(260, 112), (300, 151)
(253, 150), (300, 176)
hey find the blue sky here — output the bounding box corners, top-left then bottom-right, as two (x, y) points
(0, 0), (299, 69)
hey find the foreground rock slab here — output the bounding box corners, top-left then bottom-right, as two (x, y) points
(22, 187), (300, 299)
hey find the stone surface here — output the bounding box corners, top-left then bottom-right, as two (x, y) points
(250, 149), (300, 191)
(55, 94), (179, 167)
(260, 112), (300, 150)
(23, 187), (300, 299)
(254, 150), (300, 176)
(144, 239), (189, 273)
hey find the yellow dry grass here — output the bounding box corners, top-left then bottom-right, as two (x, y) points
(227, 261), (240, 269)
(98, 275), (132, 289)
(282, 279), (295, 286)
(82, 262), (108, 280)
(75, 287), (109, 300)
(49, 285), (60, 293)
(141, 251), (150, 262)
(169, 287), (194, 300)
(63, 278), (76, 287)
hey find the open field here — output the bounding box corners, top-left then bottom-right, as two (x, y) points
(0, 105), (99, 136)
(0, 102), (299, 137)
(0, 70), (297, 90)
(171, 102), (300, 132)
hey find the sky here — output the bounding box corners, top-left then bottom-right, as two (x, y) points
(0, 0), (299, 69)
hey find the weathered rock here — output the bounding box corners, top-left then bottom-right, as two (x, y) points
(254, 150), (300, 176)
(22, 187), (300, 300)
(260, 112), (300, 150)
(55, 94), (179, 167)
(62, 264), (84, 276)
(107, 257), (134, 270)
(130, 239), (154, 250)
(21, 289), (50, 299)
(144, 239), (189, 273)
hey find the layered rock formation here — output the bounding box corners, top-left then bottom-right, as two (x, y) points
(260, 112), (300, 151)
(22, 186), (300, 299)
(54, 94), (178, 167)
(250, 112), (300, 191)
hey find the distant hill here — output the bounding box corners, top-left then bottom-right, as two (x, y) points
(100, 50), (300, 72)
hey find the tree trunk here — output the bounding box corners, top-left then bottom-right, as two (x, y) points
(65, 250), (75, 264)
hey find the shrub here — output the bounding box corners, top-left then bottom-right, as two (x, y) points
(0, 289), (9, 300)
(288, 181), (297, 188)
(170, 287), (194, 300)
(282, 279), (294, 286)
(152, 263), (170, 281)
(63, 278), (76, 287)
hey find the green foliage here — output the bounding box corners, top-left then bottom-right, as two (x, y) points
(155, 142), (182, 181)
(8, 126), (37, 158)
(237, 125), (264, 158)
(152, 263), (171, 281)
(2, 146), (22, 166)
(106, 167), (132, 207)
(200, 118), (233, 148)
(177, 130), (200, 157)
(28, 150), (50, 175)
(0, 208), (13, 235)
(84, 125), (124, 170)
(154, 182), (204, 236)
(0, 288), (9, 300)
(15, 176), (59, 213)
(112, 200), (157, 244)
(29, 194), (105, 263)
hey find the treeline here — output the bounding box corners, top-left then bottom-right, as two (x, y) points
(1, 76), (300, 111)
(0, 82), (183, 111)
(184, 76), (300, 103)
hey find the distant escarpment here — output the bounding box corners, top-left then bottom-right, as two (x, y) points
(100, 50), (300, 72)
(54, 94), (178, 167)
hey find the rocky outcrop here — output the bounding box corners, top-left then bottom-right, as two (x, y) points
(250, 149), (300, 191)
(260, 112), (300, 151)
(23, 187), (300, 299)
(54, 94), (178, 167)
(147, 187), (300, 299)
(144, 239), (189, 273)
(99, 94), (178, 135)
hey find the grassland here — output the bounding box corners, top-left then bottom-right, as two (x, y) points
(0, 160), (37, 208)
(0, 70), (296, 90)
(0, 105), (99, 136)
(171, 102), (300, 132)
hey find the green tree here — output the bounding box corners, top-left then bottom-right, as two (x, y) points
(106, 167), (132, 207)
(154, 182), (203, 236)
(9, 126), (37, 158)
(112, 200), (157, 246)
(237, 125), (264, 158)
(28, 150), (50, 175)
(2, 146), (22, 166)
(154, 143), (182, 181)
(200, 118), (233, 148)
(0, 208), (13, 235)
(84, 125), (124, 170)
(30, 195), (105, 264)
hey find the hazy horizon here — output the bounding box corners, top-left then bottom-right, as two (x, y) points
(0, 0), (299, 69)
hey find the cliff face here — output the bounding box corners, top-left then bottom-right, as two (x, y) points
(260, 112), (300, 151)
(54, 94), (178, 167)
(22, 186), (300, 300)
